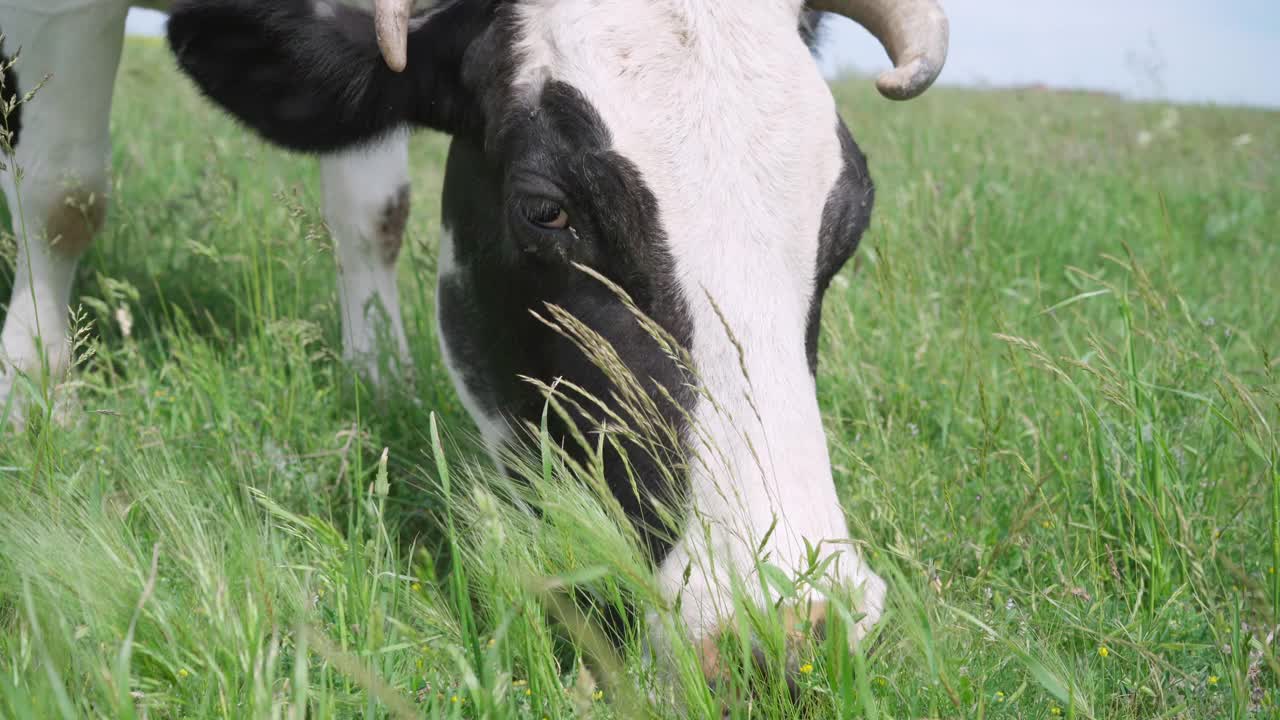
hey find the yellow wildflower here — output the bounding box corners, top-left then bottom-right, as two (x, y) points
(799, 663), (814, 675)
(1208, 675), (1219, 686)
(1098, 646), (1109, 658)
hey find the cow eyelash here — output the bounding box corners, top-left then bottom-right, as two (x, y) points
(521, 198), (570, 231)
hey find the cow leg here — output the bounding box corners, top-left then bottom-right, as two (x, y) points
(0, 1), (128, 426)
(319, 128), (414, 386)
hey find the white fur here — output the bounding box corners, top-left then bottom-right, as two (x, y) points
(435, 225), (511, 469)
(320, 129), (413, 384)
(513, 0), (886, 646)
(0, 0), (416, 423)
(0, 0), (127, 424)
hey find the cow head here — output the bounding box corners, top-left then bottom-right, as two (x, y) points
(168, 0), (947, 675)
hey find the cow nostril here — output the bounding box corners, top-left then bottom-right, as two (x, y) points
(811, 615), (829, 644)
(699, 600), (834, 705)
(784, 601), (830, 645)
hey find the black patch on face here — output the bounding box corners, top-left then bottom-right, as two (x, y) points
(438, 78), (694, 564)
(806, 121), (874, 373)
(1, 38), (19, 149)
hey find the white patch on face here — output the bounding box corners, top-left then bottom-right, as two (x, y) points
(512, 0), (886, 645)
(436, 225), (511, 470)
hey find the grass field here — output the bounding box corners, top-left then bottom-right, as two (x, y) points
(2, 38), (1278, 719)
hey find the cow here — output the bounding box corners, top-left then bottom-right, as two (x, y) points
(0, 0), (417, 426)
(189, 0), (950, 679)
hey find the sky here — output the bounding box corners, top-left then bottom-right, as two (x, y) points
(128, 0), (1279, 108)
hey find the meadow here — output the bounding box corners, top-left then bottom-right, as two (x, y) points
(1, 38), (1277, 718)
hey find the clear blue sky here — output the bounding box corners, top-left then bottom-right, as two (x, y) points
(129, 1), (1279, 108)
(816, 0), (1279, 108)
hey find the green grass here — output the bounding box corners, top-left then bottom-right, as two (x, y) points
(2, 38), (1278, 718)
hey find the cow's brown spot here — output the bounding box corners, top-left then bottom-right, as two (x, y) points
(377, 184), (410, 265)
(46, 190), (106, 257)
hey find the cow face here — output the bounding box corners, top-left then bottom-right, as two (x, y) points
(169, 0), (946, 670)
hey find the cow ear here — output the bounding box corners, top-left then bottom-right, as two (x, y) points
(167, 0), (489, 153)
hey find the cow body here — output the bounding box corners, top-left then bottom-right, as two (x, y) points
(179, 0), (948, 676)
(0, 0), (415, 425)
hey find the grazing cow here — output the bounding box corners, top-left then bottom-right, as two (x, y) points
(172, 0), (947, 675)
(0, 0), (415, 425)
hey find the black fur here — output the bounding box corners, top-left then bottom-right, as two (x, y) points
(806, 122), (874, 373)
(1, 36), (20, 149)
(439, 80), (694, 562)
(167, 0), (497, 151)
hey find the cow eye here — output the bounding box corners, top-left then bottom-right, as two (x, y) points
(525, 200), (570, 230)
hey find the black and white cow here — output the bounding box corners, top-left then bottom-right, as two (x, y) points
(0, 0), (416, 425)
(179, 0), (948, 673)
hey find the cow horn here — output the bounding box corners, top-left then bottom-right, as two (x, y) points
(811, 0), (949, 100)
(375, 0), (414, 72)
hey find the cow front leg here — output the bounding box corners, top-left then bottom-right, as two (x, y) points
(1, 1), (127, 427)
(319, 128), (414, 386)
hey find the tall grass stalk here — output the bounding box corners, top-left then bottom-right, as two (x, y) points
(0, 39), (1276, 718)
